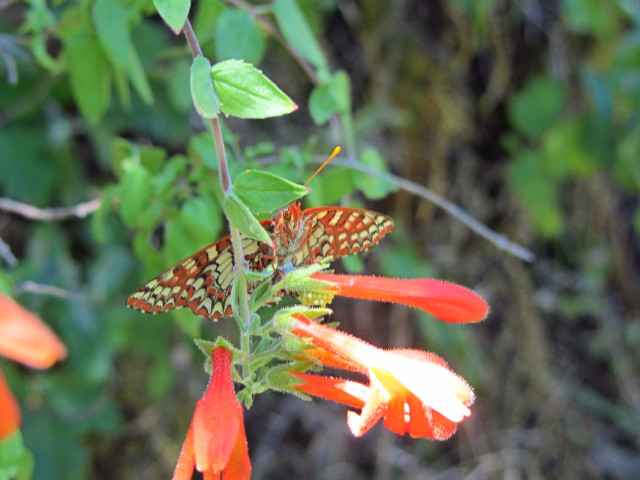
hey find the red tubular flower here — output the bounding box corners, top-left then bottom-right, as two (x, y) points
(290, 314), (474, 440)
(0, 369), (20, 439)
(0, 293), (67, 440)
(310, 273), (488, 323)
(173, 347), (251, 480)
(0, 293), (67, 369)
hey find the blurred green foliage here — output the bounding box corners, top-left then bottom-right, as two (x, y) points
(0, 0), (639, 479)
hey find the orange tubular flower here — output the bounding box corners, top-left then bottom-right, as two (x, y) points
(310, 273), (488, 324)
(0, 293), (67, 440)
(290, 314), (474, 440)
(173, 347), (251, 480)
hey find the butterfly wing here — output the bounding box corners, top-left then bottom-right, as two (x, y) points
(126, 225), (274, 319)
(294, 207), (394, 265)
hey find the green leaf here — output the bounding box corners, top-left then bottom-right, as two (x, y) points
(193, 0), (225, 44)
(167, 58), (193, 112)
(508, 150), (563, 237)
(180, 196), (222, 240)
(62, 32), (111, 123)
(211, 59), (297, 118)
(540, 118), (598, 179)
(234, 170), (308, 214)
(214, 8), (266, 64)
(352, 148), (396, 200)
(309, 82), (338, 125)
(273, 0), (327, 71)
(92, 0), (153, 104)
(125, 42), (154, 104)
(119, 162), (154, 228)
(509, 76), (565, 139)
(223, 192), (272, 244)
(153, 0), (190, 34)
(92, 0), (131, 69)
(0, 431), (34, 480)
(306, 166), (353, 207)
(190, 56), (221, 118)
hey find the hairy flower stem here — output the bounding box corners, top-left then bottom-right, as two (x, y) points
(182, 19), (252, 379)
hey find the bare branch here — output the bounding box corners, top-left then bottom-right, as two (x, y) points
(331, 158), (536, 262)
(0, 236), (17, 266)
(13, 281), (82, 301)
(0, 197), (101, 221)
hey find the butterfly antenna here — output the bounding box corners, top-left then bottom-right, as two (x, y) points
(304, 146), (341, 186)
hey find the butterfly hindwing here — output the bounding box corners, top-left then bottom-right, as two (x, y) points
(126, 226), (273, 319)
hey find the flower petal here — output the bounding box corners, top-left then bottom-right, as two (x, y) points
(220, 413), (251, 480)
(172, 422), (196, 480)
(193, 347), (242, 473)
(311, 274), (488, 323)
(292, 372), (367, 409)
(0, 369), (20, 439)
(0, 294), (67, 368)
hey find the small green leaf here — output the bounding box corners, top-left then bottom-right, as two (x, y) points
(125, 43), (154, 104)
(309, 83), (338, 125)
(167, 58), (192, 112)
(309, 71), (351, 125)
(119, 162), (154, 228)
(63, 32), (111, 123)
(273, 0), (327, 71)
(92, 0), (129, 67)
(153, 0), (190, 34)
(0, 431), (33, 480)
(211, 59), (297, 118)
(180, 196), (222, 239)
(509, 76), (565, 139)
(306, 166), (353, 207)
(352, 148), (396, 200)
(223, 192), (272, 244)
(191, 56), (221, 118)
(214, 8), (266, 64)
(508, 150), (563, 237)
(234, 170), (307, 214)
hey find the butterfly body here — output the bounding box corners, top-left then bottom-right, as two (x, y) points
(126, 203), (393, 319)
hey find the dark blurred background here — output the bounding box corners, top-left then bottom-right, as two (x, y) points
(1, 0), (639, 479)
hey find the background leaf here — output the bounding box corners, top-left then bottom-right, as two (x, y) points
(153, 0), (190, 34)
(214, 8), (266, 64)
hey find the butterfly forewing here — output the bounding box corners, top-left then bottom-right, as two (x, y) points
(295, 207), (394, 265)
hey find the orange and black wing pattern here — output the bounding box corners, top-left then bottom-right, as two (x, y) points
(126, 231), (273, 320)
(294, 207), (394, 265)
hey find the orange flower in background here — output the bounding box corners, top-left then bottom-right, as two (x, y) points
(0, 293), (67, 440)
(290, 314), (474, 439)
(310, 273), (488, 324)
(173, 346), (251, 480)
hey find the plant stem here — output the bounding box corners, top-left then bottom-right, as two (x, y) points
(182, 19), (253, 377)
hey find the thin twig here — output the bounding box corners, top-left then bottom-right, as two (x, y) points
(0, 197), (101, 221)
(13, 281), (82, 301)
(0, 236), (17, 266)
(333, 158), (535, 262)
(182, 20), (253, 374)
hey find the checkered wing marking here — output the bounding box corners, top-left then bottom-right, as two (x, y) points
(126, 231), (273, 320)
(294, 207), (394, 265)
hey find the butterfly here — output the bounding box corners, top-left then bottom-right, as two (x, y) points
(126, 202), (394, 319)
